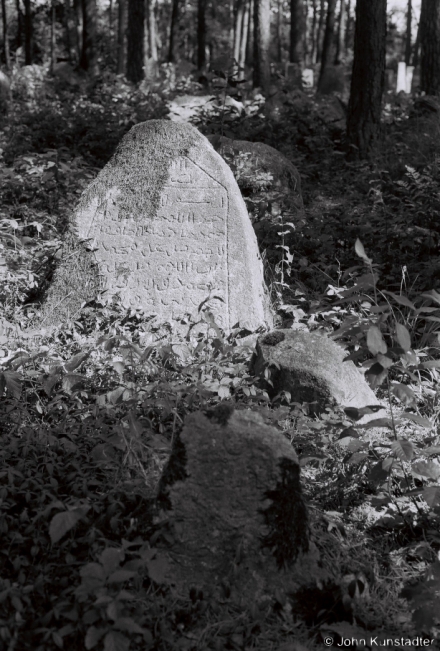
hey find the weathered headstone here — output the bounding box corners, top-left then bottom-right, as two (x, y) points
(39, 121), (273, 333)
(250, 330), (385, 419)
(397, 61), (407, 93)
(154, 408), (314, 602)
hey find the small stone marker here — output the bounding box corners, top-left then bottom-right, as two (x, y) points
(154, 408), (312, 601)
(397, 61), (407, 93)
(40, 121), (273, 332)
(250, 330), (385, 418)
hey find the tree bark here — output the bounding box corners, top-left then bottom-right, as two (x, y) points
(197, 0), (207, 70)
(73, 0), (82, 61)
(246, 0), (253, 65)
(24, 0), (32, 64)
(63, 0), (73, 63)
(15, 0), (23, 50)
(127, 0), (144, 82)
(310, 0), (317, 63)
(147, 0), (157, 60)
(168, 0), (179, 62)
(1, 0), (10, 69)
(253, 0), (271, 92)
(405, 0), (412, 65)
(335, 0), (346, 63)
(412, 15), (420, 67)
(233, 0), (244, 64)
(316, 0), (325, 63)
(345, 0), (351, 52)
(117, 0), (126, 73)
(50, 0), (56, 72)
(79, 0), (98, 74)
(346, 0), (386, 159)
(317, 0), (337, 89)
(420, 0), (440, 94)
(290, 0), (304, 65)
(238, 0), (249, 78)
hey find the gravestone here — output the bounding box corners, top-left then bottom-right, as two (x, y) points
(39, 121), (273, 333)
(154, 408), (315, 602)
(397, 61), (407, 93)
(0, 71), (11, 108)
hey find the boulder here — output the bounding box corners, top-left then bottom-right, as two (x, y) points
(38, 120), (273, 334)
(249, 330), (384, 417)
(207, 135), (305, 224)
(154, 408), (313, 602)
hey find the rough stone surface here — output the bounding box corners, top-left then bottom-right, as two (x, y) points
(207, 135), (305, 224)
(250, 330), (384, 415)
(154, 408), (312, 601)
(39, 120), (273, 333)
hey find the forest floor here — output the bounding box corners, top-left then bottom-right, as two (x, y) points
(0, 69), (440, 650)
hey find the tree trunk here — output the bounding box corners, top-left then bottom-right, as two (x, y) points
(316, 0), (325, 63)
(290, 0), (304, 65)
(117, 0), (126, 73)
(412, 15), (420, 67)
(253, 0), (270, 92)
(345, 0), (351, 53)
(1, 0), (10, 69)
(317, 0), (337, 89)
(109, 0), (113, 30)
(335, 0), (346, 63)
(233, 0), (244, 64)
(63, 0), (73, 63)
(127, 0), (144, 82)
(405, 0), (412, 65)
(246, 0), (253, 65)
(50, 0), (56, 72)
(168, 0), (179, 62)
(276, 0), (282, 62)
(24, 0), (32, 64)
(346, 0), (386, 158)
(15, 0), (23, 50)
(197, 0), (207, 70)
(310, 0), (317, 63)
(79, 0), (98, 74)
(147, 0), (157, 60)
(420, 0), (440, 94)
(238, 0), (249, 78)
(73, 0), (82, 61)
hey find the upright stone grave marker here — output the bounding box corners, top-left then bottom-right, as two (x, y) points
(39, 121), (273, 333)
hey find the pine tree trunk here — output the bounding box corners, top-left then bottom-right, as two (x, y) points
(345, 0), (351, 52)
(310, 0), (317, 63)
(346, 0), (386, 158)
(1, 0), (10, 69)
(50, 0), (56, 72)
(246, 0), (253, 65)
(117, 0), (126, 73)
(79, 0), (98, 74)
(73, 0), (82, 61)
(63, 0), (73, 63)
(412, 16), (420, 67)
(24, 0), (32, 64)
(233, 0), (244, 64)
(168, 0), (179, 62)
(253, 0), (270, 92)
(420, 0), (440, 94)
(15, 0), (23, 50)
(317, 0), (337, 89)
(405, 0), (412, 65)
(238, 0), (249, 78)
(197, 0), (207, 70)
(127, 0), (144, 82)
(147, 0), (157, 60)
(290, 0), (304, 65)
(316, 0), (325, 63)
(335, 0), (346, 63)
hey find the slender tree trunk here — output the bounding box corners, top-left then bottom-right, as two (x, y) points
(345, 0), (351, 53)
(253, 0), (270, 93)
(310, 0), (317, 63)
(80, 0), (98, 74)
(276, 0), (282, 62)
(117, 0), (126, 73)
(233, 0), (244, 63)
(346, 0), (386, 158)
(127, 0), (144, 81)
(317, 0), (337, 89)
(316, 0), (325, 63)
(15, 0), (23, 50)
(147, 0), (157, 60)
(246, 0), (253, 65)
(50, 0), (56, 71)
(24, 0), (32, 64)
(290, 0), (304, 65)
(238, 0), (249, 78)
(419, 0), (440, 94)
(109, 0), (113, 30)
(412, 16), (420, 67)
(335, 0), (346, 63)
(1, 0), (10, 69)
(63, 0), (73, 63)
(168, 0), (179, 62)
(197, 0), (207, 70)
(405, 0), (412, 65)
(73, 0), (82, 61)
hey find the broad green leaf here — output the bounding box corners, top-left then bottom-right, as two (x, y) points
(85, 626), (106, 650)
(359, 418), (394, 429)
(354, 238), (372, 264)
(366, 326), (387, 355)
(391, 383), (417, 406)
(107, 570), (137, 584)
(411, 461), (440, 480)
(80, 563), (106, 581)
(107, 387), (124, 405)
(49, 510), (82, 543)
(365, 363), (388, 388)
(64, 351), (90, 372)
(3, 371), (22, 398)
(391, 439), (414, 461)
(395, 323), (411, 352)
(420, 360), (440, 369)
(127, 411), (143, 440)
(62, 373), (84, 394)
(99, 549), (123, 575)
(377, 353), (394, 368)
(403, 413), (432, 428)
(113, 618), (146, 634)
(146, 553), (170, 584)
(112, 361), (125, 375)
(218, 384), (231, 399)
(104, 631), (130, 651)
(423, 486), (440, 507)
(383, 291), (415, 310)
